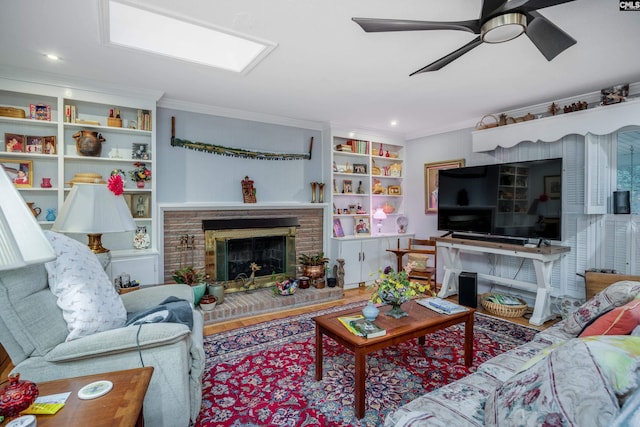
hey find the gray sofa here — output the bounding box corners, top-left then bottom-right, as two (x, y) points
(385, 281), (640, 426)
(0, 264), (205, 427)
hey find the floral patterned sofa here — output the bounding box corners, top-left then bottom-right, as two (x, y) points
(385, 281), (640, 427)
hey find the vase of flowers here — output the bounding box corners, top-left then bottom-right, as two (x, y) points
(130, 162), (151, 188)
(369, 264), (432, 319)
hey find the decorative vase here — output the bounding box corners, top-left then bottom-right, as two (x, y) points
(318, 183), (325, 203)
(311, 181), (317, 203)
(73, 130), (106, 157)
(303, 265), (325, 280)
(136, 180), (145, 188)
(191, 283), (206, 305)
(40, 177), (52, 188)
(26, 202), (41, 218)
(0, 373), (39, 418)
(45, 208), (56, 221)
(362, 302), (379, 320)
(207, 283), (225, 305)
(386, 302), (408, 319)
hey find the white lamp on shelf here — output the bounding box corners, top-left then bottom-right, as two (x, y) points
(52, 182), (136, 268)
(0, 168), (56, 271)
(373, 208), (387, 234)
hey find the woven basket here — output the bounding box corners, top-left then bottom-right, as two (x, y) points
(481, 293), (527, 318)
(475, 114), (499, 130)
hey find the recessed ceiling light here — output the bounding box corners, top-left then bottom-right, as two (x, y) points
(390, 120), (398, 127)
(100, 0), (277, 74)
(45, 54), (60, 61)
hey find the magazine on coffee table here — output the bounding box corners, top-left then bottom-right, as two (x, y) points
(417, 297), (469, 315)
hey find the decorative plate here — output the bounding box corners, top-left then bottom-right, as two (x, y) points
(6, 415), (37, 427)
(78, 380), (113, 400)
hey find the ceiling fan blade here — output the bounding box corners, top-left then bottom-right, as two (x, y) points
(481, 0), (508, 19)
(525, 11), (576, 61)
(491, 0), (575, 15)
(352, 17), (480, 34)
(410, 36), (483, 75)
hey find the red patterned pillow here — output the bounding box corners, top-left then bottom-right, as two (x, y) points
(580, 298), (640, 337)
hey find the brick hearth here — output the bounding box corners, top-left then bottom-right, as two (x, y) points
(201, 286), (343, 323)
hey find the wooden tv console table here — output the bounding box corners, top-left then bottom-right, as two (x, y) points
(434, 236), (570, 326)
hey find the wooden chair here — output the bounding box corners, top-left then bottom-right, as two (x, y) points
(405, 238), (437, 289)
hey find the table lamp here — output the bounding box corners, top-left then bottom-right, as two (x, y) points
(52, 182), (136, 267)
(0, 168), (56, 270)
(373, 208), (387, 234)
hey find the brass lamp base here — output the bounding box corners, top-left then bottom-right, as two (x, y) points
(87, 233), (109, 254)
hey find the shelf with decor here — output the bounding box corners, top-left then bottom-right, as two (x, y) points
(0, 78), (160, 284)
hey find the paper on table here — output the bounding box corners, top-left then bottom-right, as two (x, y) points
(22, 392), (71, 415)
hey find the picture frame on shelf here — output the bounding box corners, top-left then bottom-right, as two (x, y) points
(25, 136), (43, 154)
(343, 179), (353, 194)
(131, 193), (151, 218)
(544, 175), (561, 199)
(354, 216), (371, 236)
(5, 133), (24, 153)
(333, 218), (345, 237)
(43, 136), (57, 155)
(353, 163), (367, 174)
(388, 185), (402, 195)
(29, 103), (52, 121)
(1, 158), (33, 188)
(132, 143), (150, 160)
(424, 159), (465, 213)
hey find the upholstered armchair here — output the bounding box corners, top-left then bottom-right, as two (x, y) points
(0, 238), (205, 427)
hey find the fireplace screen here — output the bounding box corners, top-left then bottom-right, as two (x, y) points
(204, 218), (298, 293)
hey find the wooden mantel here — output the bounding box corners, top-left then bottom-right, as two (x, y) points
(472, 98), (640, 152)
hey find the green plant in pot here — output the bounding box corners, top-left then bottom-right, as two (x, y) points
(298, 252), (329, 280)
(172, 266), (207, 304)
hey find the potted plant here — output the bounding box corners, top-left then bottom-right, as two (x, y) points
(129, 162), (152, 188)
(172, 266), (207, 304)
(298, 251), (329, 280)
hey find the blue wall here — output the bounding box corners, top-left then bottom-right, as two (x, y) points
(157, 107), (323, 204)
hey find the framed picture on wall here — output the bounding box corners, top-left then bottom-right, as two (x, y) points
(1, 158), (33, 188)
(343, 179), (353, 194)
(43, 136), (57, 155)
(424, 159), (465, 213)
(131, 193), (151, 218)
(25, 136), (43, 154)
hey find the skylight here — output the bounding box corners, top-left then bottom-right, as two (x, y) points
(101, 1), (276, 74)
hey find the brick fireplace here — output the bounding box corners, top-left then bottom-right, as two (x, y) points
(162, 206), (325, 284)
(161, 206), (341, 323)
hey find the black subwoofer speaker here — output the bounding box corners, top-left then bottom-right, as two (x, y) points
(613, 191), (630, 214)
(458, 271), (477, 308)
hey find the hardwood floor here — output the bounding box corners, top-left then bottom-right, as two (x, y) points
(204, 286), (560, 336)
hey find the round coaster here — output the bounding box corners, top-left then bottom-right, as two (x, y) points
(78, 380), (113, 400)
(6, 415), (37, 427)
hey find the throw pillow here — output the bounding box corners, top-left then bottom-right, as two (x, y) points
(44, 231), (127, 341)
(563, 280), (640, 335)
(485, 338), (621, 427)
(580, 298), (640, 337)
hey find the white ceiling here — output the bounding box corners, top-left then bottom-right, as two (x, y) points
(2, 0), (640, 139)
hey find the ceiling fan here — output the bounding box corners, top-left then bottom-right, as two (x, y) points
(352, 0), (577, 75)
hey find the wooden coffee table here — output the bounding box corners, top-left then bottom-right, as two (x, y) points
(314, 300), (474, 419)
(0, 367), (153, 427)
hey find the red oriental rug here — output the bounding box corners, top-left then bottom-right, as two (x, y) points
(195, 302), (537, 426)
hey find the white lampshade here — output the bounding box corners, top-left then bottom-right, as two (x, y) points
(52, 183), (136, 253)
(373, 208), (388, 220)
(373, 208), (387, 234)
(0, 168), (56, 271)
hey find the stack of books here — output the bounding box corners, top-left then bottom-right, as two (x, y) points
(338, 315), (386, 338)
(417, 297), (469, 315)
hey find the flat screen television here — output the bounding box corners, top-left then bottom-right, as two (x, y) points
(437, 158), (562, 242)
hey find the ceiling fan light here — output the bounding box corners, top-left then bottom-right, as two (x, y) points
(481, 13), (527, 44)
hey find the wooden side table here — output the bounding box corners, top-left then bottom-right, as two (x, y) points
(1, 367), (153, 427)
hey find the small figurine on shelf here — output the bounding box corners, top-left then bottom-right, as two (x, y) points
(133, 226), (151, 249)
(242, 176), (257, 203)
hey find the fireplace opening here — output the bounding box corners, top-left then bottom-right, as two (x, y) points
(203, 218), (299, 293)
